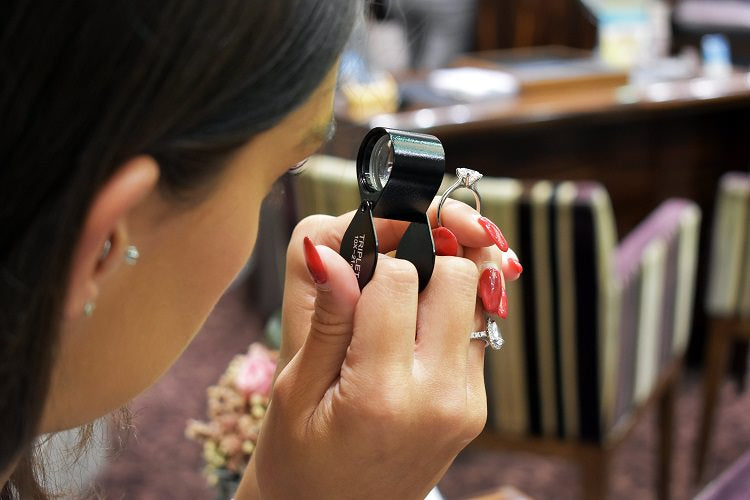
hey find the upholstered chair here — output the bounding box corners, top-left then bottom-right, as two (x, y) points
(292, 156), (702, 500)
(694, 172), (750, 483)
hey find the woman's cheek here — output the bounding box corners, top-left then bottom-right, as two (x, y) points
(205, 197), (264, 287)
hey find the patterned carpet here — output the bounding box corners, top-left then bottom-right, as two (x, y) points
(95, 286), (750, 499)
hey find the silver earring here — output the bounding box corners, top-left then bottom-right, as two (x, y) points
(101, 239), (112, 260)
(124, 245), (140, 265)
(83, 301), (96, 317)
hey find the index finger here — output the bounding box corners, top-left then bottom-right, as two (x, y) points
(426, 197), (498, 250)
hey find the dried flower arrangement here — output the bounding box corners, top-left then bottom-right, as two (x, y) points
(185, 343), (277, 487)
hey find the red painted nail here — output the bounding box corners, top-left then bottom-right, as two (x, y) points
(432, 227), (459, 256)
(497, 270), (508, 319)
(478, 217), (509, 252)
(508, 258), (523, 275)
(303, 237), (328, 285)
(498, 291), (508, 319)
(479, 267), (502, 313)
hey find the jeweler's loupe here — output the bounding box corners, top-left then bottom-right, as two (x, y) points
(339, 127), (445, 291)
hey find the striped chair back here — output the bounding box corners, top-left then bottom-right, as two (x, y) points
(293, 156), (701, 444)
(705, 172), (750, 319)
(609, 197), (700, 439)
(437, 175), (700, 443)
(473, 179), (618, 443)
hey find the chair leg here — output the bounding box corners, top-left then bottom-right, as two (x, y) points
(657, 369), (677, 500)
(580, 447), (608, 500)
(694, 320), (731, 484)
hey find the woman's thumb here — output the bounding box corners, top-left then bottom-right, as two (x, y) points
(287, 237), (361, 406)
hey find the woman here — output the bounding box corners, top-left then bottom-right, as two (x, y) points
(0, 1), (521, 498)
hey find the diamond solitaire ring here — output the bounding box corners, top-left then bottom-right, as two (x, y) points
(470, 317), (504, 350)
(436, 168), (482, 227)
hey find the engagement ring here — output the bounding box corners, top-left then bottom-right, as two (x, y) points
(469, 317), (504, 350)
(436, 168), (482, 227)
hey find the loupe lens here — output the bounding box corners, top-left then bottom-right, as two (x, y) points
(366, 135), (394, 191)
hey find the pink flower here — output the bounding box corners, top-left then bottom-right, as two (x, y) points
(217, 414), (239, 434)
(219, 435), (243, 457)
(235, 344), (276, 397)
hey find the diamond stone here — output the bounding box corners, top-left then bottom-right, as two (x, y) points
(456, 168), (483, 187)
(487, 319), (504, 350)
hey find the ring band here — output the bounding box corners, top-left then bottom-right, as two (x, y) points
(470, 317), (504, 350)
(437, 168), (483, 227)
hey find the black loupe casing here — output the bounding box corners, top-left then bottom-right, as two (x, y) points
(339, 127), (445, 291)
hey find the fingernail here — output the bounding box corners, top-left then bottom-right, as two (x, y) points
(479, 267), (502, 313)
(497, 271), (508, 319)
(478, 217), (509, 252)
(508, 258), (523, 275)
(303, 236), (328, 286)
(498, 291), (508, 319)
(432, 227), (458, 256)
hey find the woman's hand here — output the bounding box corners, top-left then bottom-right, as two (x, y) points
(252, 199), (520, 499)
(276, 198), (521, 368)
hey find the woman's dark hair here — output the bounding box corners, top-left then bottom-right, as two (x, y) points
(0, 1), (357, 496)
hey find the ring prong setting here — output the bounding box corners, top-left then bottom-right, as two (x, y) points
(486, 318), (504, 350)
(456, 168), (483, 188)
(470, 317), (504, 350)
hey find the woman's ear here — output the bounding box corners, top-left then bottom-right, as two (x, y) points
(63, 156), (159, 319)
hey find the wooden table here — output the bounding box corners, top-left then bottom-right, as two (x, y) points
(330, 69), (750, 231)
(325, 63), (750, 362)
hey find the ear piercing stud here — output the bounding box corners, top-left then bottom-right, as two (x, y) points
(124, 245), (140, 265)
(100, 240), (140, 265)
(83, 301), (96, 317)
(101, 239), (112, 260)
(85, 241), (140, 317)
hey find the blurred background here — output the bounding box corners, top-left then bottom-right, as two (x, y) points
(50, 1), (750, 498)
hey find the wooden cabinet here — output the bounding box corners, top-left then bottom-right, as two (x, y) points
(476, 0), (598, 51)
